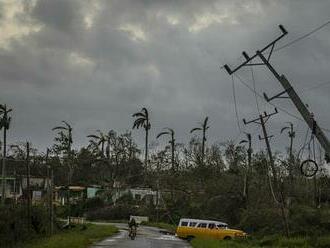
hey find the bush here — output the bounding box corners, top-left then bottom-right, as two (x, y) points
(316, 236), (330, 248)
(0, 205), (50, 247)
(86, 204), (135, 221)
(239, 206), (283, 234)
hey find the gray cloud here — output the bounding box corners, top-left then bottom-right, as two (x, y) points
(0, 0), (329, 159)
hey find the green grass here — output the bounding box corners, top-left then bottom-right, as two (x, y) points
(23, 224), (118, 248)
(191, 235), (330, 248)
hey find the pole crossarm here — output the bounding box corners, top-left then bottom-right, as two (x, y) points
(223, 25), (287, 75)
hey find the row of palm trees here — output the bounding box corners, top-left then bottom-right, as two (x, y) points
(132, 107), (210, 171)
(0, 104), (209, 204)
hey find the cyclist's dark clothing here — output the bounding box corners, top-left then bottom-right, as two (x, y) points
(128, 218), (137, 228)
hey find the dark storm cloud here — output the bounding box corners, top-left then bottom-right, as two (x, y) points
(0, 0), (329, 159)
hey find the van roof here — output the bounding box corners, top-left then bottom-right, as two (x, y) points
(179, 218), (228, 226)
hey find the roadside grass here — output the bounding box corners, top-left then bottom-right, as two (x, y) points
(22, 224), (118, 248)
(191, 235), (330, 248)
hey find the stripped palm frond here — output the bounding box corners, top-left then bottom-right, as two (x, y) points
(52, 126), (67, 131)
(157, 131), (170, 139)
(190, 127), (202, 133)
(87, 134), (100, 139)
(132, 112), (146, 118)
(62, 120), (72, 129)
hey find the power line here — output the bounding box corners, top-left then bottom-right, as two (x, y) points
(233, 74), (303, 121)
(251, 67), (261, 115)
(302, 80), (330, 92)
(275, 20), (330, 52)
(231, 75), (242, 133)
(233, 74), (330, 134)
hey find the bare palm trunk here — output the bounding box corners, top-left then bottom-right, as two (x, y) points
(101, 141), (105, 157)
(171, 138), (175, 171)
(201, 129), (205, 164)
(145, 127), (149, 170)
(1, 125), (6, 205)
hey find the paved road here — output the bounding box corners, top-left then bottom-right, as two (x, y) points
(90, 223), (191, 248)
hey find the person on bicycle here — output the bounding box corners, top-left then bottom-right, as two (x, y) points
(128, 217), (137, 238)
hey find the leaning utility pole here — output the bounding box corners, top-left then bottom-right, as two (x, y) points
(243, 109), (279, 196)
(243, 109), (290, 237)
(223, 25), (330, 163)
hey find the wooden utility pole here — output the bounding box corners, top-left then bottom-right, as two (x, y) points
(243, 109), (290, 237)
(241, 133), (252, 200)
(26, 142), (31, 227)
(46, 148), (54, 235)
(243, 109), (279, 198)
(281, 123), (295, 185)
(1, 104), (11, 205)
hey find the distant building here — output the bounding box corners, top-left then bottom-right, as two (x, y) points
(55, 185), (102, 205)
(112, 187), (161, 205)
(0, 175), (51, 203)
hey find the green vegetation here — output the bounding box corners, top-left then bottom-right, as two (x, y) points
(0, 205), (49, 247)
(3, 104), (330, 246)
(191, 235), (330, 248)
(23, 224), (118, 248)
(142, 222), (177, 233)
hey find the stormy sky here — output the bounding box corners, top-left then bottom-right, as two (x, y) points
(1, 0), (330, 158)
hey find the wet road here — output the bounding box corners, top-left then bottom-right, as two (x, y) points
(90, 223), (191, 248)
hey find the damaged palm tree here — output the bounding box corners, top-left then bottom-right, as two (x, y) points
(157, 128), (176, 171)
(132, 107), (151, 170)
(52, 121), (74, 224)
(190, 117), (209, 165)
(87, 130), (107, 158)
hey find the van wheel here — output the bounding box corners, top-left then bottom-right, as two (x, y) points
(224, 236), (232, 240)
(186, 236), (195, 242)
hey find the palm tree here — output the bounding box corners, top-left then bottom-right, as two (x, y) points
(190, 117), (209, 164)
(0, 104), (12, 205)
(87, 130), (107, 157)
(52, 121), (73, 222)
(157, 128), (176, 171)
(52, 121), (73, 156)
(132, 108), (151, 169)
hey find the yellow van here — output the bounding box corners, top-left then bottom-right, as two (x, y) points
(176, 218), (247, 241)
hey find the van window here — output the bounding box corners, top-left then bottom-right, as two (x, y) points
(208, 223), (216, 229)
(181, 221), (188, 227)
(189, 222), (197, 227)
(217, 224), (227, 229)
(197, 223), (207, 228)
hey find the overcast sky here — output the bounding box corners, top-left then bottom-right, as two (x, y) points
(1, 0), (330, 158)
